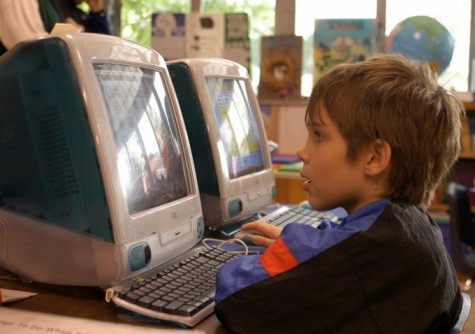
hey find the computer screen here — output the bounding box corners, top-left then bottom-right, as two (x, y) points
(0, 33), (204, 287)
(94, 63), (188, 214)
(205, 77), (265, 179)
(167, 59), (275, 234)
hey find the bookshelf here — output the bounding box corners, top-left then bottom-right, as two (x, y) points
(430, 102), (475, 212)
(460, 102), (475, 158)
(264, 101), (307, 204)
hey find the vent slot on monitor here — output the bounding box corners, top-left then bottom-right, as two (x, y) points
(36, 106), (80, 198)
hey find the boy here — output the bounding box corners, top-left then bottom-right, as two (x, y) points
(214, 54), (464, 333)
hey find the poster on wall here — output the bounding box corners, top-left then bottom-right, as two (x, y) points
(258, 35), (303, 100)
(313, 19), (376, 84)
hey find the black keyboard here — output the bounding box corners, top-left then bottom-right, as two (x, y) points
(110, 246), (242, 327)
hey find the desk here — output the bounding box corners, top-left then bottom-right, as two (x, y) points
(0, 277), (227, 333)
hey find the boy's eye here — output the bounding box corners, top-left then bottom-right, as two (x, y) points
(307, 124), (323, 142)
(313, 129), (323, 141)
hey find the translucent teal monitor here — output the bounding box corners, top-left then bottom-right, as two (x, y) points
(0, 33), (204, 287)
(167, 58), (275, 235)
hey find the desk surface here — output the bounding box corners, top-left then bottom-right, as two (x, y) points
(0, 277), (227, 333)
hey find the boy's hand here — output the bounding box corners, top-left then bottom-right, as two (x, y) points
(240, 221), (282, 247)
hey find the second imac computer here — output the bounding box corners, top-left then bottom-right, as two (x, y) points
(167, 58), (276, 235)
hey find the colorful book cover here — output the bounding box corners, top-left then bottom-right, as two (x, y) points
(258, 35), (302, 100)
(313, 19), (376, 84)
(278, 161), (303, 172)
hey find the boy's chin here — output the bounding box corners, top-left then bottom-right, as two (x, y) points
(306, 199), (321, 210)
(307, 199), (333, 212)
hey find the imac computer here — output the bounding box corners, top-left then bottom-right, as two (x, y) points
(0, 33), (205, 287)
(167, 58), (276, 235)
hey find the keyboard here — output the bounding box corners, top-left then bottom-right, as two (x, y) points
(108, 245), (243, 327)
(217, 205), (345, 238)
(260, 205), (341, 228)
(232, 205), (345, 244)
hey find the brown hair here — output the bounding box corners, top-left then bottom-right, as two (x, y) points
(306, 53), (464, 209)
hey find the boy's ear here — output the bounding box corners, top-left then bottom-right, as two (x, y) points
(364, 139), (391, 176)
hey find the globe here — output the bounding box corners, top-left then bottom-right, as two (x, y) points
(386, 16), (455, 74)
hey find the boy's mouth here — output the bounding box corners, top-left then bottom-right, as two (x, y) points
(301, 173), (310, 183)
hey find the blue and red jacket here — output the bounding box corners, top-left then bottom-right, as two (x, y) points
(215, 199), (461, 333)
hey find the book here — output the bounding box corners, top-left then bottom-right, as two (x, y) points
(313, 19), (376, 84)
(278, 161), (303, 172)
(272, 154), (300, 164)
(258, 35), (303, 100)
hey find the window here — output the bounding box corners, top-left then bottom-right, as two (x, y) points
(296, 0), (471, 95)
(121, 0), (190, 46)
(120, 0), (275, 90)
(386, 0), (470, 92)
(201, 1), (275, 90)
(119, 1), (471, 96)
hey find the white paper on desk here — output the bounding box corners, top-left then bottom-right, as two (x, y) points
(0, 289), (37, 304)
(51, 23), (82, 34)
(0, 308), (205, 333)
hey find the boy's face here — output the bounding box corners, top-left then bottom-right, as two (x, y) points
(297, 106), (375, 214)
